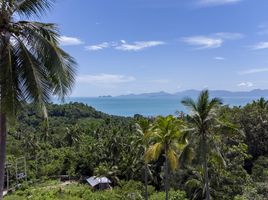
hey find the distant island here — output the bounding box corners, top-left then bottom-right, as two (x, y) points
(98, 95), (112, 98)
(114, 89), (268, 98)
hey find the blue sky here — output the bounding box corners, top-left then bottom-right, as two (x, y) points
(39, 0), (268, 96)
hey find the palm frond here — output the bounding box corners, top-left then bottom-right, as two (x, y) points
(145, 142), (163, 163)
(15, 21), (76, 100)
(0, 42), (21, 120)
(167, 149), (178, 171)
(181, 97), (198, 112)
(185, 178), (201, 190)
(13, 35), (51, 117)
(179, 143), (194, 168)
(15, 0), (55, 17)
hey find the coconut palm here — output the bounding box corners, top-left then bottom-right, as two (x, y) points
(181, 90), (222, 200)
(145, 115), (187, 200)
(0, 1), (76, 198)
(136, 118), (151, 200)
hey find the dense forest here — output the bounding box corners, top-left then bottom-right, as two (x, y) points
(4, 92), (268, 200)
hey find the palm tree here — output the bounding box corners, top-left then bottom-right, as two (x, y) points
(0, 1), (76, 198)
(136, 118), (151, 200)
(65, 125), (82, 147)
(253, 97), (268, 110)
(253, 97), (268, 123)
(181, 90), (222, 200)
(145, 115), (187, 200)
(185, 168), (207, 200)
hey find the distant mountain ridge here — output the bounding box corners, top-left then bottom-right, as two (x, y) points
(115, 89), (268, 98)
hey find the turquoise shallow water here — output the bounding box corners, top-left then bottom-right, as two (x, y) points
(60, 96), (264, 117)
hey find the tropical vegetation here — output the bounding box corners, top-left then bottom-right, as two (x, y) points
(1, 1), (268, 200)
(1, 93), (268, 199)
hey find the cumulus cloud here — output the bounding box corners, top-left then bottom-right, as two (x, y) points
(182, 36), (223, 49)
(237, 82), (254, 87)
(252, 42), (268, 50)
(59, 36), (84, 46)
(85, 40), (165, 52)
(197, 0), (243, 7)
(77, 74), (136, 84)
(240, 68), (268, 75)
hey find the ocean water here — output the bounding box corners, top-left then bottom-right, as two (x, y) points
(62, 96), (261, 117)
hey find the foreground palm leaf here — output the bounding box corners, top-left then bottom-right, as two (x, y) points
(0, 1), (76, 198)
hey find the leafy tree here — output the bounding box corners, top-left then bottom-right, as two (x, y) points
(145, 115), (187, 200)
(240, 100), (268, 161)
(0, 0), (76, 198)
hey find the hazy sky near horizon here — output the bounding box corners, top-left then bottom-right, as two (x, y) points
(39, 0), (268, 96)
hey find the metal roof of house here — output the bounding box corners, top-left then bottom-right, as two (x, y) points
(86, 176), (111, 187)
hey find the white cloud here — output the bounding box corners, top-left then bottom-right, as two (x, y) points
(115, 41), (165, 51)
(182, 36), (223, 49)
(252, 42), (268, 50)
(237, 82), (254, 87)
(214, 56), (225, 60)
(59, 36), (84, 46)
(85, 40), (165, 52)
(85, 42), (110, 51)
(240, 68), (268, 75)
(182, 32), (243, 49)
(77, 74), (136, 84)
(197, 0), (242, 7)
(213, 32), (244, 40)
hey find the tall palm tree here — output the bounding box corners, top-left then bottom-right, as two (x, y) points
(0, 1), (76, 198)
(181, 90), (222, 200)
(136, 118), (151, 200)
(145, 115), (187, 200)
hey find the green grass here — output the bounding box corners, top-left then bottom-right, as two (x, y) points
(4, 180), (188, 200)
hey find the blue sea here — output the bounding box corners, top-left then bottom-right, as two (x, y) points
(61, 96), (263, 117)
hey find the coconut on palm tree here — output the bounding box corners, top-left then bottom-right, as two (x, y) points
(0, 0), (76, 198)
(181, 90), (223, 200)
(145, 115), (187, 200)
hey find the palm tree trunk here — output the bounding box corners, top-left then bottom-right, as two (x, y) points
(0, 113), (7, 200)
(202, 133), (210, 200)
(164, 145), (169, 200)
(144, 164), (148, 200)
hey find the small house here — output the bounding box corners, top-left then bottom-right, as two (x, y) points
(86, 176), (112, 190)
